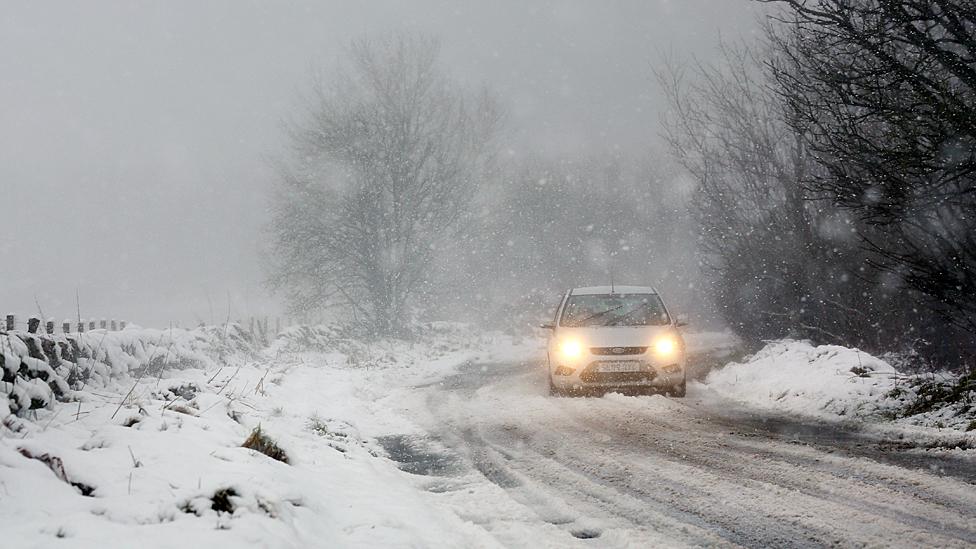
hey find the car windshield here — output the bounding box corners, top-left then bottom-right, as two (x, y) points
(559, 294), (670, 327)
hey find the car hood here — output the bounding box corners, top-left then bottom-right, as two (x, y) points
(554, 325), (673, 348)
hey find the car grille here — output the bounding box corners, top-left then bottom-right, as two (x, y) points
(590, 346), (647, 356)
(579, 364), (656, 383)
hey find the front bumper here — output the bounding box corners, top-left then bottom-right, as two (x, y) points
(550, 359), (684, 390)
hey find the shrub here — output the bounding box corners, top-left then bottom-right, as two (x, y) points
(210, 487), (238, 514)
(241, 425), (289, 464)
(902, 370), (976, 418)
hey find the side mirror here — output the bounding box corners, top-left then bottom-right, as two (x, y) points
(674, 314), (689, 328)
(539, 323), (555, 330)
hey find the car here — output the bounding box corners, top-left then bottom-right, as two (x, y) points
(542, 285), (687, 397)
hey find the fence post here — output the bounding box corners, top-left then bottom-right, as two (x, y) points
(28, 316), (39, 333)
(45, 319), (54, 335)
(5, 314), (14, 331)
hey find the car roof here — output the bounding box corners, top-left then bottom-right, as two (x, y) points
(569, 285), (658, 295)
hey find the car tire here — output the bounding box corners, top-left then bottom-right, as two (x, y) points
(668, 376), (687, 398)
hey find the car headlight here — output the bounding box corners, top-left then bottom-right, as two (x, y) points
(654, 336), (678, 357)
(558, 339), (583, 361)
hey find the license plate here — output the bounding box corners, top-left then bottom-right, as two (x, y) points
(596, 361), (643, 373)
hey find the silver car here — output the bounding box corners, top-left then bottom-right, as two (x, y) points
(542, 286), (687, 397)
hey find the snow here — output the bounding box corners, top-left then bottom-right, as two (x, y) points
(701, 340), (976, 440)
(378, 345), (976, 546)
(0, 323), (283, 414)
(0, 324), (540, 548)
(703, 340), (898, 416)
(3, 328), (973, 547)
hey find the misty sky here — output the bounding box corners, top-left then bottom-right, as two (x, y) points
(0, 1), (765, 327)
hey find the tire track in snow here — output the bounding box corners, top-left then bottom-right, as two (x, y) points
(418, 374), (822, 546)
(441, 412), (738, 547)
(475, 411), (840, 548)
(564, 402), (976, 547)
(398, 360), (976, 547)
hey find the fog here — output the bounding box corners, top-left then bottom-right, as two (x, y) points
(0, 1), (765, 328)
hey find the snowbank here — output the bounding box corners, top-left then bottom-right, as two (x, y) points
(703, 340), (975, 435)
(704, 340), (898, 418)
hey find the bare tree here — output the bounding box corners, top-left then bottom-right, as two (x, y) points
(269, 33), (501, 336)
(434, 152), (700, 331)
(657, 44), (938, 350)
(763, 0), (976, 338)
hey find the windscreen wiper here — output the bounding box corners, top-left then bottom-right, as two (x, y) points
(575, 304), (626, 325)
(607, 302), (652, 326)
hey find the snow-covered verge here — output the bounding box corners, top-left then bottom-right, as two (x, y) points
(702, 340), (976, 443)
(1, 325), (261, 416)
(0, 323), (540, 548)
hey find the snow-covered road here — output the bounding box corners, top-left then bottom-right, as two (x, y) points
(380, 357), (976, 547)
